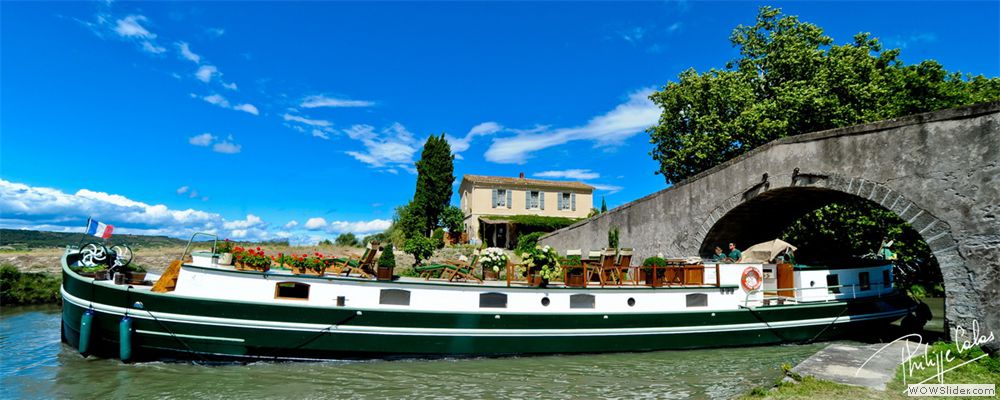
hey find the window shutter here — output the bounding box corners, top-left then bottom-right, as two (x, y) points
(539, 191), (545, 210)
(525, 190), (530, 208)
(571, 193), (576, 211)
(557, 193), (564, 210)
(491, 189), (497, 208)
(506, 190), (512, 209)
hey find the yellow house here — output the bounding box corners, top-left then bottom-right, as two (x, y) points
(459, 173), (594, 248)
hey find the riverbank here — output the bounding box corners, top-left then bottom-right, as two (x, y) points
(741, 341), (1000, 399)
(0, 264), (60, 305)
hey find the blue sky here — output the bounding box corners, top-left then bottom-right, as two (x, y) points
(2, 1), (998, 244)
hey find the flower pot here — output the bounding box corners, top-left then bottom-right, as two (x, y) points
(124, 271), (147, 285)
(527, 275), (548, 288)
(643, 269), (665, 287)
(81, 270), (109, 280)
(292, 267), (321, 275)
(234, 262), (248, 271)
(483, 268), (499, 280)
(377, 266), (394, 281)
(217, 253), (233, 265)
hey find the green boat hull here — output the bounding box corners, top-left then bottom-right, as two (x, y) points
(60, 268), (913, 361)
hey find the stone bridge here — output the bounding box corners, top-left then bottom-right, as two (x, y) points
(541, 102), (999, 350)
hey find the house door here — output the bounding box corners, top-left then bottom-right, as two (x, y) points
(495, 224), (507, 249)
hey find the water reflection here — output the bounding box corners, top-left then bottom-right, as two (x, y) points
(2, 306), (826, 399)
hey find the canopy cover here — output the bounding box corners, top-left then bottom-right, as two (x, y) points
(741, 239), (797, 263)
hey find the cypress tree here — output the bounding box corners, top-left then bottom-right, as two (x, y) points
(600, 197), (607, 213)
(412, 133), (455, 236)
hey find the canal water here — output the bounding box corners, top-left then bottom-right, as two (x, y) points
(1, 305), (827, 399)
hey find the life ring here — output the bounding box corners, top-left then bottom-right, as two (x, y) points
(741, 267), (762, 291)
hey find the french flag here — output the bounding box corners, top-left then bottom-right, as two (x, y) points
(85, 218), (114, 239)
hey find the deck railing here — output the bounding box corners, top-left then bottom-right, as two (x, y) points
(743, 281), (894, 307)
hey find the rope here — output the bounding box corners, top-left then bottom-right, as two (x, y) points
(132, 295), (210, 363)
(804, 305), (850, 344)
(260, 312), (360, 360)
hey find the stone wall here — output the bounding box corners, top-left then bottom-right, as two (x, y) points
(541, 102), (1000, 351)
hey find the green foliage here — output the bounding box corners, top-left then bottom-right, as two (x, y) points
(608, 226), (620, 249)
(1, 264), (61, 305)
(217, 239), (234, 253)
(520, 245), (561, 281)
(412, 134), (455, 236)
(126, 263), (146, 273)
(515, 232), (546, 254)
(909, 284), (928, 301)
(318, 239), (334, 246)
(587, 208), (600, 218)
(362, 232), (388, 246)
(600, 197), (607, 213)
(649, 6), (1000, 184)
(393, 202), (424, 241)
(378, 244), (396, 269)
(440, 205), (465, 233)
(334, 233), (360, 247)
(0, 228), (188, 249)
(642, 257), (667, 268)
(403, 236), (435, 266)
(431, 228), (445, 249)
(481, 215), (581, 232)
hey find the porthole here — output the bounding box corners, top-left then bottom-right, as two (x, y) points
(627, 297), (636, 307)
(541, 297), (550, 306)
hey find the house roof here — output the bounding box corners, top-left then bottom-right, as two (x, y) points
(461, 174), (594, 191)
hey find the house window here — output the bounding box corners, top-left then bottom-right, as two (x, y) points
(528, 191), (540, 209)
(560, 193), (571, 210)
(859, 272), (870, 291)
(883, 270), (891, 289)
(480, 292), (507, 308)
(379, 289), (411, 305)
(274, 282), (310, 300)
(826, 274), (840, 294)
(495, 189), (507, 207)
(570, 294), (595, 309)
(686, 293), (708, 307)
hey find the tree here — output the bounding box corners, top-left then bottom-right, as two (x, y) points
(648, 6), (1000, 185)
(439, 205), (465, 233)
(403, 236), (435, 266)
(600, 197), (607, 213)
(335, 233), (360, 247)
(317, 239), (333, 246)
(411, 134), (455, 236)
(378, 244), (396, 269)
(393, 202), (423, 240)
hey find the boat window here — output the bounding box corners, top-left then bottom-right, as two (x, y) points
(570, 294), (595, 309)
(379, 289), (411, 306)
(826, 274), (840, 294)
(275, 282), (310, 300)
(883, 270), (891, 289)
(541, 297), (550, 306)
(686, 293), (708, 307)
(859, 272), (870, 291)
(480, 292), (507, 308)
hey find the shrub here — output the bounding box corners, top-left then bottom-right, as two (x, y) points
(403, 236), (435, 266)
(515, 232), (546, 254)
(431, 228), (445, 249)
(335, 233), (361, 247)
(480, 248), (508, 273)
(378, 244), (396, 269)
(608, 226), (620, 249)
(520, 245), (561, 281)
(642, 257), (667, 269)
(0, 264), (61, 305)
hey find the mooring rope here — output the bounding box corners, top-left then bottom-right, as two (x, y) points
(260, 312), (360, 360)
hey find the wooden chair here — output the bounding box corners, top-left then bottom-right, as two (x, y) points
(616, 248), (635, 285)
(584, 250), (602, 283)
(598, 248), (622, 286)
(416, 250), (484, 283)
(333, 241), (380, 278)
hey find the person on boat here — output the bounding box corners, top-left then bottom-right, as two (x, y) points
(727, 243), (742, 262)
(712, 246), (726, 261)
(878, 239), (898, 260)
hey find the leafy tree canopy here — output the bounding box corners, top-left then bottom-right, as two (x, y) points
(648, 6), (1000, 184)
(334, 233), (360, 247)
(439, 205), (465, 233)
(412, 134), (455, 236)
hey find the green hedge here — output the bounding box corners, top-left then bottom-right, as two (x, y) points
(1, 264), (61, 305)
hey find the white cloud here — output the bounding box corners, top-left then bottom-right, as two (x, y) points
(301, 95), (375, 108)
(188, 133), (216, 146)
(304, 217), (327, 230)
(198, 94), (258, 115)
(177, 42), (200, 63)
(223, 214), (263, 230)
(233, 103), (258, 115)
(212, 136), (242, 154)
(282, 113), (331, 127)
(446, 121), (503, 158)
(140, 41), (166, 54)
(114, 15), (153, 38)
(222, 82), (238, 91)
(176, 186), (189, 195)
(189, 190), (199, 198)
(484, 87), (659, 164)
(311, 129), (330, 140)
(195, 65), (218, 83)
(284, 220), (299, 228)
(588, 183), (623, 194)
(343, 123), (418, 172)
(535, 169), (600, 180)
(206, 27), (225, 37)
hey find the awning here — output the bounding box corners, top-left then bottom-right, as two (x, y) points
(741, 239), (797, 263)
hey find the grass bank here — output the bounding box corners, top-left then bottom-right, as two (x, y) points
(1, 263), (61, 305)
(742, 342), (1000, 399)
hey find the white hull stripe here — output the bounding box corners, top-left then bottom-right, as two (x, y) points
(135, 329), (245, 343)
(62, 288), (907, 338)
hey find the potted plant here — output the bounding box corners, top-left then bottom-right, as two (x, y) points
(376, 244), (396, 281)
(480, 248), (507, 280)
(641, 256), (668, 287)
(233, 246), (271, 272)
(521, 245), (561, 288)
(216, 239), (234, 265)
(287, 253), (326, 275)
(124, 263), (147, 284)
(562, 255), (585, 287)
(79, 265), (109, 280)
(272, 253), (294, 270)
